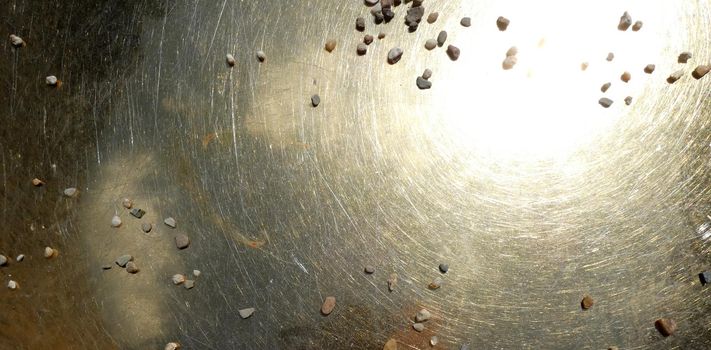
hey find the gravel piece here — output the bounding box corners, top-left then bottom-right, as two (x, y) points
(667, 69), (684, 84)
(239, 307), (255, 319)
(141, 223), (152, 233)
(624, 96), (633, 105)
(381, 0), (394, 22)
(164, 217), (177, 228)
(365, 0), (379, 5)
(102, 264), (112, 270)
(126, 261), (139, 274)
(644, 64), (656, 74)
(32, 178), (44, 186)
(175, 234), (190, 249)
(460, 17), (471, 27)
(430, 336), (439, 346)
(618, 11), (632, 31)
(172, 274), (186, 285)
(655, 318), (677, 337)
(321, 296), (336, 315)
(193, 269), (201, 277)
(311, 94), (321, 107)
(44, 247), (55, 258)
(165, 342), (181, 350)
(621, 71), (631, 82)
(422, 68), (432, 80)
(0, 255), (7, 266)
(7, 280), (18, 290)
(256, 50), (266, 62)
(424, 39), (437, 50)
(356, 17), (366, 32)
(502, 56), (517, 70)
(412, 0), (422, 6)
(608, 347), (619, 350)
(122, 198), (133, 209)
(446, 45), (460, 61)
(599, 97), (614, 108)
(364, 265), (375, 274)
(581, 62), (589, 71)
(378, 32), (386, 39)
(460, 345), (471, 350)
(115, 255), (133, 267)
(427, 12), (439, 24)
(130, 208), (145, 218)
(438, 263), (448, 273)
(606, 52), (614, 62)
(183, 280), (194, 289)
(63, 187), (77, 197)
(436, 30), (447, 46)
(505, 46), (518, 57)
(632, 21), (643, 31)
(693, 65), (711, 79)
(325, 40), (336, 52)
(387, 273), (398, 291)
(678, 52), (692, 64)
(111, 215), (122, 228)
(364, 35), (374, 45)
(601, 82), (611, 92)
(428, 277), (443, 290)
(699, 271), (711, 285)
(416, 76), (432, 90)
(226, 54), (235, 67)
(16, 254), (24, 262)
(416, 308), (431, 322)
(413, 323), (424, 332)
(9, 34), (25, 47)
(387, 47), (403, 64)
(357, 43), (368, 55)
(496, 16), (510, 31)
(46, 76), (58, 86)
(581, 295), (594, 309)
(383, 339), (398, 350)
(405, 7), (425, 30)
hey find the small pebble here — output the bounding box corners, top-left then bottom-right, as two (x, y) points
(693, 65), (710, 79)
(164, 217), (177, 228)
(364, 35), (374, 45)
(655, 318), (677, 337)
(357, 43), (368, 55)
(678, 52), (692, 64)
(644, 64), (656, 74)
(667, 69), (684, 84)
(126, 261), (139, 274)
(7, 280), (18, 290)
(311, 94), (321, 107)
(496, 16), (510, 31)
(193, 269), (201, 277)
(378, 32), (386, 39)
(460, 345), (471, 350)
(44, 246), (55, 259)
(505, 46), (518, 57)
(325, 40), (337, 53)
(413, 323), (424, 332)
(502, 56), (517, 70)
(430, 336), (439, 346)
(387, 273), (398, 291)
(32, 178), (44, 186)
(608, 347), (619, 350)
(606, 52), (614, 62)
(416, 76), (432, 90)
(356, 17), (366, 32)
(427, 12), (439, 24)
(621, 71), (631, 82)
(226, 54), (235, 67)
(63, 187), (77, 197)
(698, 271), (711, 285)
(256, 50), (266, 62)
(424, 39), (437, 50)
(0, 255), (7, 266)
(599, 97), (614, 108)
(601, 82), (611, 92)
(46, 76), (58, 86)
(111, 215), (122, 228)
(416, 308), (431, 322)
(632, 21), (643, 31)
(172, 274), (186, 285)
(436, 31), (447, 47)
(121, 198), (133, 209)
(446, 45), (460, 61)
(165, 342), (181, 350)
(405, 6), (425, 30)
(183, 280), (195, 289)
(422, 68), (432, 80)
(381, 2), (394, 22)
(239, 307), (255, 319)
(130, 208), (145, 218)
(175, 234), (190, 249)
(438, 263), (448, 273)
(321, 296), (336, 315)
(581, 295), (594, 310)
(102, 264), (112, 270)
(460, 17), (471, 27)
(141, 223), (152, 233)
(581, 62), (589, 71)
(383, 339), (398, 350)
(365, 0), (378, 5)
(9, 34), (25, 47)
(16, 254), (24, 262)
(387, 47), (403, 64)
(364, 265), (375, 274)
(624, 96), (633, 105)
(618, 11), (632, 31)
(115, 254), (133, 267)
(412, 0), (422, 6)
(428, 277), (443, 290)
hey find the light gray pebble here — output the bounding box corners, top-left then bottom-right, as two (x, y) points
(16, 254), (24, 262)
(63, 187), (77, 197)
(416, 76), (432, 89)
(599, 97), (614, 108)
(387, 47), (403, 64)
(126, 261), (139, 274)
(115, 254), (134, 267)
(424, 39), (437, 50)
(437, 30), (447, 46)
(422, 69), (432, 80)
(439, 263), (448, 273)
(175, 234), (190, 249)
(183, 280), (195, 289)
(44, 247), (55, 258)
(193, 269), (201, 277)
(164, 217), (177, 228)
(601, 82), (611, 92)
(460, 344), (471, 350)
(111, 215), (122, 228)
(239, 307), (255, 319)
(357, 42), (367, 55)
(0, 255), (7, 266)
(46, 75), (58, 86)
(365, 0), (379, 5)
(141, 223), (152, 233)
(364, 265), (375, 274)
(413, 323), (424, 332)
(356, 17), (366, 32)
(256, 50), (266, 62)
(460, 17), (471, 27)
(130, 208), (145, 218)
(416, 308), (431, 322)
(102, 264), (112, 270)
(172, 274), (186, 285)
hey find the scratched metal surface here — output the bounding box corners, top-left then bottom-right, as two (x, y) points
(1, 0), (711, 349)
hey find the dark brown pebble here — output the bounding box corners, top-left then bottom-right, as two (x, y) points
(460, 17), (471, 27)
(678, 52), (692, 64)
(416, 76), (432, 89)
(644, 64), (655, 74)
(378, 32), (386, 39)
(624, 96), (633, 105)
(618, 11), (632, 31)
(621, 71), (631, 82)
(356, 17), (366, 32)
(325, 40), (336, 53)
(446, 45), (460, 61)
(387, 47), (403, 64)
(364, 265), (375, 274)
(357, 43), (367, 55)
(655, 318), (677, 337)
(387, 273), (398, 291)
(692, 65), (710, 79)
(364, 35), (374, 45)
(436, 30), (447, 46)
(599, 98), (613, 108)
(581, 295), (594, 309)
(496, 16), (510, 31)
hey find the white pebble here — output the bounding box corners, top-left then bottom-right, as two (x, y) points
(44, 246), (55, 258)
(16, 254), (25, 262)
(63, 187), (77, 197)
(256, 50), (266, 62)
(192, 269), (201, 277)
(46, 76), (58, 86)
(164, 217), (177, 228)
(172, 274), (186, 285)
(7, 280), (18, 290)
(416, 309), (431, 322)
(164, 342), (181, 350)
(424, 39), (437, 50)
(239, 307), (255, 319)
(430, 336), (439, 346)
(0, 254), (7, 266)
(226, 54), (236, 67)
(9, 34), (24, 47)
(111, 215), (122, 228)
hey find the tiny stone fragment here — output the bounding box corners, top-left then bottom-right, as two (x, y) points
(446, 45), (460, 61)
(63, 187), (77, 197)
(413, 323), (424, 332)
(172, 274), (186, 285)
(693, 65), (711, 79)
(460, 345), (471, 350)
(632, 21), (643, 31)
(608, 347), (619, 350)
(0, 255), (7, 266)
(428, 277), (443, 290)
(667, 69), (684, 84)
(311, 94), (320, 107)
(378, 32), (386, 39)
(405, 7), (425, 30)
(424, 39), (437, 50)
(130, 208), (145, 218)
(183, 280), (194, 289)
(606, 52), (614, 62)
(164, 217), (177, 228)
(365, 0), (379, 5)
(256, 50), (266, 62)
(126, 261), (139, 274)
(9, 34), (25, 47)
(383, 338), (398, 350)
(165, 342), (181, 350)
(102, 264), (112, 270)
(16, 254), (24, 262)
(226, 54), (235, 67)
(44, 246), (55, 258)
(7, 280), (18, 290)
(678, 52), (692, 64)
(321, 296), (336, 315)
(387, 47), (403, 64)
(364, 35), (374, 45)
(364, 265), (375, 274)
(356, 17), (366, 32)
(430, 336), (439, 346)
(621, 71), (631, 82)
(115, 254), (133, 267)
(122, 198), (133, 209)
(141, 223), (152, 233)
(416, 308), (431, 322)
(382, 2), (394, 22)
(581, 62), (589, 71)
(46, 76), (58, 86)
(32, 178), (44, 186)
(193, 269), (201, 277)
(436, 31), (447, 47)
(111, 215), (122, 228)
(175, 234), (190, 249)
(439, 263), (448, 273)
(581, 295), (594, 310)
(427, 12), (439, 24)
(460, 17), (471, 27)
(325, 40), (336, 52)
(618, 11), (632, 31)
(496, 16), (510, 31)
(422, 68), (432, 80)
(699, 271), (711, 285)
(599, 97), (614, 108)
(416, 76), (432, 90)
(601, 82), (611, 92)
(502, 56), (517, 70)
(624, 96), (633, 105)
(655, 318), (677, 337)
(387, 273), (398, 291)
(644, 64), (656, 74)
(239, 307), (255, 319)
(412, 0), (422, 6)
(357, 43), (368, 55)
(506, 46), (518, 57)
